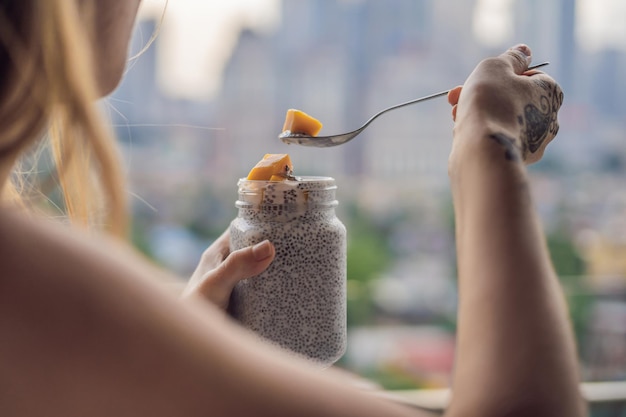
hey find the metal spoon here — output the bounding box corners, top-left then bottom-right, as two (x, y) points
(279, 62), (550, 148)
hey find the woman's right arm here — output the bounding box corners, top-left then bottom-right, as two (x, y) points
(444, 45), (587, 417)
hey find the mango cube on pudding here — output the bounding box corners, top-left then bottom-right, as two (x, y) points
(246, 153), (293, 181)
(282, 109), (323, 137)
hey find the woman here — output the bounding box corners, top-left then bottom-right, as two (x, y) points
(0, 1), (587, 416)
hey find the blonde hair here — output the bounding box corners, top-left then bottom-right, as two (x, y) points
(0, 0), (128, 237)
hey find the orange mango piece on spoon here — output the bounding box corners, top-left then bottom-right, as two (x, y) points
(282, 109), (323, 137)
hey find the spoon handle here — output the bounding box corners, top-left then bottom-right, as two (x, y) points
(373, 90), (449, 118)
(362, 62), (550, 127)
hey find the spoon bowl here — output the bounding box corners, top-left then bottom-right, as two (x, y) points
(280, 62), (549, 148)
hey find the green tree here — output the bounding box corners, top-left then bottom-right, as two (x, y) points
(344, 204), (394, 326)
(547, 230), (592, 352)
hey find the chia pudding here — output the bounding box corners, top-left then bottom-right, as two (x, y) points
(229, 176), (347, 366)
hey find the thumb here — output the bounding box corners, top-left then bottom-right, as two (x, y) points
(183, 240), (275, 310)
(501, 44), (532, 75)
(218, 240), (275, 286)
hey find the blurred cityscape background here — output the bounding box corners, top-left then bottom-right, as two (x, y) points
(106, 0), (626, 399)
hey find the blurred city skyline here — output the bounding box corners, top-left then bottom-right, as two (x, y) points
(111, 0), (626, 201)
(138, 0), (626, 100)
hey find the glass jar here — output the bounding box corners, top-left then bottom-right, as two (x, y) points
(229, 176), (347, 367)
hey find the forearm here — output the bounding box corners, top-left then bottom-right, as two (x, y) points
(447, 119), (585, 416)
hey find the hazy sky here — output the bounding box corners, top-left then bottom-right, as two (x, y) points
(475, 0), (626, 50)
(139, 0), (625, 100)
(139, 0), (279, 99)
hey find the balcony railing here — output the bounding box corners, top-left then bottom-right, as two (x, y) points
(381, 381), (626, 415)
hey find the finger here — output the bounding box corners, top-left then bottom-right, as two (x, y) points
(501, 44), (532, 75)
(197, 230), (231, 270)
(451, 104), (458, 122)
(530, 72), (564, 111)
(523, 69), (544, 76)
(447, 86), (462, 106)
(212, 229), (231, 252)
(212, 240), (275, 289)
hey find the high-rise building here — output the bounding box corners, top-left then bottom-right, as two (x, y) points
(511, 0), (577, 96)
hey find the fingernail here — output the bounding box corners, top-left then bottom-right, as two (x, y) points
(514, 44), (531, 57)
(511, 43), (532, 60)
(252, 240), (273, 261)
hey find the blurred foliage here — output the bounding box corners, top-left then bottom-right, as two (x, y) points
(360, 366), (426, 390)
(183, 186), (236, 239)
(547, 229), (593, 351)
(130, 213), (155, 259)
(344, 203), (394, 326)
(547, 231), (586, 277)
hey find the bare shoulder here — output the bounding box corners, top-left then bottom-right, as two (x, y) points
(0, 205), (178, 307)
(0, 207), (94, 278)
(0, 206), (77, 255)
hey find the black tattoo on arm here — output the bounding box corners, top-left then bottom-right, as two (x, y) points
(488, 133), (522, 162)
(488, 133), (532, 195)
(519, 82), (564, 153)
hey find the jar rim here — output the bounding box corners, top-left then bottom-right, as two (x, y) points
(236, 176), (338, 210)
(238, 176), (335, 184)
(237, 176), (337, 192)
